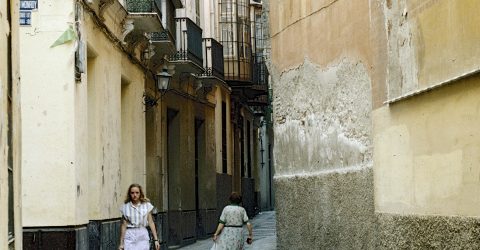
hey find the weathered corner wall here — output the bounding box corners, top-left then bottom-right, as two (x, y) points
(268, 0), (388, 248)
(273, 60), (372, 175)
(272, 59), (375, 249)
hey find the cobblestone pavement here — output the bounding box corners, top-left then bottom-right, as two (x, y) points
(178, 211), (277, 250)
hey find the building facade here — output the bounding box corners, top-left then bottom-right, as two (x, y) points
(1, 0), (21, 249)
(18, 0), (271, 249)
(20, 1), (154, 248)
(148, 0), (272, 247)
(375, 0), (480, 248)
(269, 0), (480, 249)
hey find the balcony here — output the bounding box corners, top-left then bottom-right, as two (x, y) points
(125, 0), (163, 34)
(199, 38), (225, 84)
(247, 95), (269, 106)
(243, 55), (268, 99)
(169, 18), (204, 74)
(151, 29), (176, 56)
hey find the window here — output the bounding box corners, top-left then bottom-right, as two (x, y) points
(238, 22), (250, 59)
(220, 0), (233, 15)
(195, 0), (201, 26)
(221, 24), (235, 57)
(219, 0), (236, 57)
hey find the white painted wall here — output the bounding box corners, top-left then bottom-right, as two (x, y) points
(20, 1), (147, 226)
(20, 0), (78, 226)
(0, 0), (10, 243)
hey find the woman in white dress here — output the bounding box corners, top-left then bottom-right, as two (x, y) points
(212, 192), (253, 250)
(118, 183), (160, 250)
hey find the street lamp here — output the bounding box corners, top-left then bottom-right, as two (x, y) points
(156, 67), (171, 96)
(143, 67), (172, 112)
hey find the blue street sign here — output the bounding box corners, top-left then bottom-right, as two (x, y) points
(20, 11), (31, 26)
(20, 0), (38, 10)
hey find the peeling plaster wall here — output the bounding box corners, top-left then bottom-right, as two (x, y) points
(384, 0), (419, 98)
(385, 0), (480, 99)
(267, 0), (388, 248)
(274, 59), (372, 175)
(272, 59), (375, 249)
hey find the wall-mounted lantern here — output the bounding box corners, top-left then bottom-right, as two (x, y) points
(156, 67), (172, 95)
(143, 66), (172, 112)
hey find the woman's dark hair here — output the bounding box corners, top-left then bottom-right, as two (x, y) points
(229, 192), (242, 205)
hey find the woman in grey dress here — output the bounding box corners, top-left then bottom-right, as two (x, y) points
(212, 192), (253, 249)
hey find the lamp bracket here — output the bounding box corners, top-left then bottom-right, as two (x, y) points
(143, 92), (160, 112)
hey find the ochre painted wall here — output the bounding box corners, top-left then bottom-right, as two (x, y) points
(385, 0), (480, 99)
(374, 72), (480, 217)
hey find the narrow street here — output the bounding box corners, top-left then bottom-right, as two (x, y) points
(178, 211), (277, 250)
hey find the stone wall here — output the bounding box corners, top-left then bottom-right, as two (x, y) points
(269, 0), (480, 249)
(276, 168), (375, 249)
(377, 213), (480, 249)
(272, 58), (374, 249)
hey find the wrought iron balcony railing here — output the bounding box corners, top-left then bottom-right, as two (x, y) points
(151, 29), (175, 43)
(170, 18), (203, 68)
(202, 38), (224, 80)
(126, 0), (162, 16)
